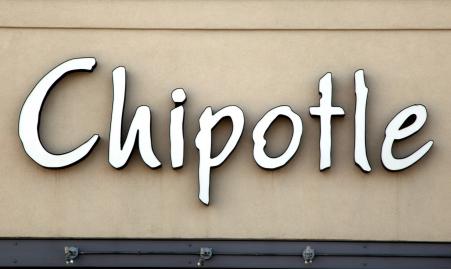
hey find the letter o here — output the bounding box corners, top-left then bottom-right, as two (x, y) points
(252, 106), (303, 169)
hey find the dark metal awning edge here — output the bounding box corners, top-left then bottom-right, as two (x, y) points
(1, 239), (450, 268)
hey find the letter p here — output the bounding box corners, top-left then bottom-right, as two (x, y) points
(195, 106), (244, 205)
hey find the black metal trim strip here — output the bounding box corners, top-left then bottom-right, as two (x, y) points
(1, 239), (450, 268)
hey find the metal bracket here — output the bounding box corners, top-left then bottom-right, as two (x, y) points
(302, 246), (315, 264)
(64, 246), (79, 264)
(197, 247), (213, 267)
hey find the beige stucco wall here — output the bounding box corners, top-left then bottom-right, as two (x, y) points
(0, 0), (450, 241)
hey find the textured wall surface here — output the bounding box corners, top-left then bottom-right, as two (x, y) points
(0, 0), (450, 241)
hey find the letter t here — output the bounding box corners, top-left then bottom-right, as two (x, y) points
(309, 73), (345, 171)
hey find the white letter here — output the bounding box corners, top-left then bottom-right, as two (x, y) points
(253, 106), (303, 169)
(354, 70), (371, 172)
(195, 106), (244, 205)
(18, 57), (99, 168)
(170, 88), (186, 169)
(109, 67), (161, 169)
(381, 105), (433, 171)
(309, 73), (345, 171)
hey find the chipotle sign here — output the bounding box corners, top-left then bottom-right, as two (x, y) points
(18, 58), (434, 205)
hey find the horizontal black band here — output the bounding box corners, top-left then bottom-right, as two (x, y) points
(1, 239), (450, 268)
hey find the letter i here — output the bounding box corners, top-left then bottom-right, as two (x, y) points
(170, 88), (186, 168)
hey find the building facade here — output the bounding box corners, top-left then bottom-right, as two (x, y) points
(0, 0), (450, 268)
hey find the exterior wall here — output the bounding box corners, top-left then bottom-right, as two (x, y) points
(0, 0), (450, 241)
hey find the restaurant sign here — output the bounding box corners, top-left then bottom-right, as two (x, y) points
(18, 58), (434, 205)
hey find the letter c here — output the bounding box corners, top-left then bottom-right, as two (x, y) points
(18, 58), (99, 168)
